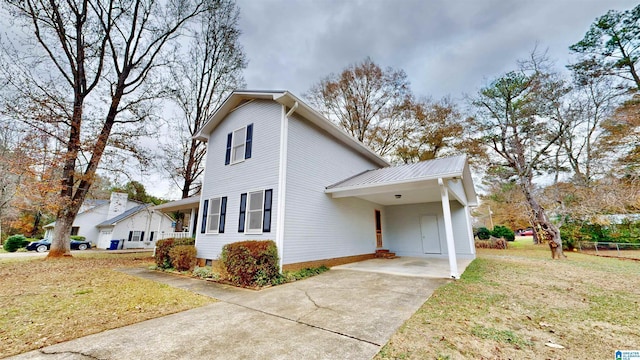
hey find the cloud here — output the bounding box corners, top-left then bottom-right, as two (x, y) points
(236, 0), (638, 100)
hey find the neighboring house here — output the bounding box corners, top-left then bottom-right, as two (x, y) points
(44, 192), (175, 249)
(158, 90), (478, 278)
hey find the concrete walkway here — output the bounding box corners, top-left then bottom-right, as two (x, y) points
(9, 267), (448, 360)
(333, 257), (473, 278)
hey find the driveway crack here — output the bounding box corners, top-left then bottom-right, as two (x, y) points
(40, 349), (105, 359)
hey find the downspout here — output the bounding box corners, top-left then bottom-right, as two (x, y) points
(275, 101), (297, 271)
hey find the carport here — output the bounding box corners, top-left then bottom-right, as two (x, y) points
(325, 155), (478, 279)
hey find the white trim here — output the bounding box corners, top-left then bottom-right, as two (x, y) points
(275, 104), (289, 270)
(244, 189), (265, 235)
(439, 178), (459, 279)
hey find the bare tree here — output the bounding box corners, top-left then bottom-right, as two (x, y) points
(470, 52), (570, 259)
(305, 57), (412, 156)
(162, 0), (246, 199)
(2, 0), (206, 257)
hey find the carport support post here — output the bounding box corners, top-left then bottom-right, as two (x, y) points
(439, 178), (459, 279)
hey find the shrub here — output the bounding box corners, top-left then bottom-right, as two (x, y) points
(220, 240), (279, 287)
(475, 237), (507, 249)
(154, 237), (195, 269)
(3, 235), (28, 252)
(491, 225), (515, 242)
(193, 266), (218, 280)
(70, 235), (86, 241)
(476, 227), (491, 240)
(169, 245), (197, 271)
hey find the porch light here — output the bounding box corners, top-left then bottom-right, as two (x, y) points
(395, 194), (402, 199)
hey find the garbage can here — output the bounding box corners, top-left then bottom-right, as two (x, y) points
(109, 239), (120, 250)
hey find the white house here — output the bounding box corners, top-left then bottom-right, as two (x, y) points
(44, 192), (175, 249)
(162, 90), (477, 278)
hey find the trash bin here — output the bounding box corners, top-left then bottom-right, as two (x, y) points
(109, 239), (120, 250)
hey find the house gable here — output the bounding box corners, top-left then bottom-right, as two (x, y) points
(195, 98), (282, 260)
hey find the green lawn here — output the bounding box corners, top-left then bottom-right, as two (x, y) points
(376, 238), (640, 359)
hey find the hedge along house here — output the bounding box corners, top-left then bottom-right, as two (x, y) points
(189, 90), (477, 279)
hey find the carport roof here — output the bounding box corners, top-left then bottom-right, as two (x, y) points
(326, 155), (478, 206)
(327, 155), (467, 189)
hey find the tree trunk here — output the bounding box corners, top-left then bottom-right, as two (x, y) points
(49, 210), (74, 257)
(522, 182), (565, 259)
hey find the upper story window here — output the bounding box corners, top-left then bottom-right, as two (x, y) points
(225, 124), (253, 165)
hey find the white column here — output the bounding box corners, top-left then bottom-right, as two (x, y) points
(465, 205), (476, 256)
(439, 178), (459, 279)
(190, 208), (197, 238)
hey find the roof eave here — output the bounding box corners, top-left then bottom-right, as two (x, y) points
(325, 170), (464, 194)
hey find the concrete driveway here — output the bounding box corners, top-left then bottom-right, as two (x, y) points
(9, 267), (449, 360)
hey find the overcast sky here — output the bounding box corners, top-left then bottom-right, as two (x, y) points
(236, 0), (637, 101)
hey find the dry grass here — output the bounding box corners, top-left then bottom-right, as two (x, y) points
(0, 252), (215, 358)
(376, 239), (640, 360)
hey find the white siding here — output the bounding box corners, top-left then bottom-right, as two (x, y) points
(384, 201), (474, 258)
(195, 100), (281, 260)
(283, 113), (382, 264)
(73, 205), (109, 245)
(115, 212), (173, 249)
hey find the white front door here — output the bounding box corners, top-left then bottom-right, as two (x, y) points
(420, 215), (441, 254)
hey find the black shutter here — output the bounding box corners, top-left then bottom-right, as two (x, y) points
(238, 193), (247, 232)
(263, 189), (272, 233)
(140, 231), (145, 242)
(225, 132), (232, 165)
(245, 124), (253, 159)
(201, 199), (209, 233)
(219, 197), (227, 233)
(149, 232), (155, 242)
(127, 231), (133, 241)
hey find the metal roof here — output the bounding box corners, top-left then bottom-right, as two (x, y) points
(96, 204), (150, 227)
(327, 155), (468, 190)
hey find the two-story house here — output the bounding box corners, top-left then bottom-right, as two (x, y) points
(164, 90), (477, 278)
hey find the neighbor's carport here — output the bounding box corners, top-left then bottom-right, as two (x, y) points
(325, 155), (478, 279)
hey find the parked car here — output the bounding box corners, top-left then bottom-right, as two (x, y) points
(26, 239), (91, 252)
(517, 228), (534, 236)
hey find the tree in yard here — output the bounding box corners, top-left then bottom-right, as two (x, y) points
(557, 74), (620, 186)
(2, 0), (206, 257)
(470, 53), (570, 259)
(162, 0), (246, 199)
(305, 57), (412, 156)
(569, 4), (640, 91)
(110, 180), (164, 205)
(393, 97), (472, 164)
(599, 95), (640, 176)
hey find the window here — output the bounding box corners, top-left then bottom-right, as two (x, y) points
(238, 189), (272, 234)
(201, 197), (227, 234)
(71, 226), (79, 236)
(247, 191), (264, 233)
(225, 124), (253, 165)
(128, 231), (144, 242)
